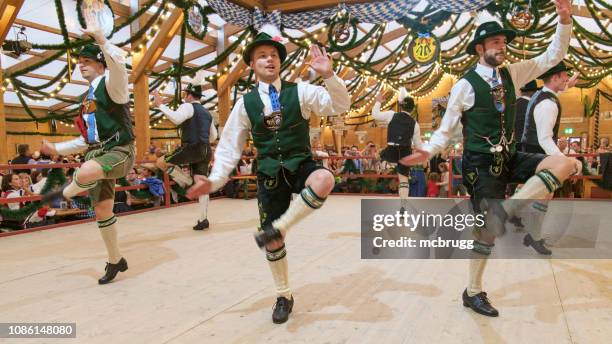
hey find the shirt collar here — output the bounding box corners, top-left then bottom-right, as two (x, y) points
(90, 74), (104, 91)
(475, 63), (500, 80)
(258, 78), (282, 95)
(541, 85), (558, 96)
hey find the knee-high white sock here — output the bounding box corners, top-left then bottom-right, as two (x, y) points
(198, 194), (209, 221)
(98, 215), (122, 264)
(504, 169), (561, 215)
(167, 166), (193, 188)
(266, 245), (291, 298)
(468, 258), (488, 296)
(467, 240), (493, 296)
(272, 186), (326, 238)
(63, 170), (97, 199)
(527, 201), (549, 241)
(398, 174), (409, 208)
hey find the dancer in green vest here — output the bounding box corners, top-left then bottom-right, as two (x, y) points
(186, 24), (350, 323)
(40, 11), (134, 285)
(399, 0), (581, 317)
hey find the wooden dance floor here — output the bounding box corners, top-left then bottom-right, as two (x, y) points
(0, 196), (610, 343)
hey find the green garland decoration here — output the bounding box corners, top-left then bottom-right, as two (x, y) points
(183, 2), (212, 40)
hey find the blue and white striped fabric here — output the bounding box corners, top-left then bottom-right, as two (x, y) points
(206, 0), (252, 27)
(207, 0), (421, 29)
(428, 0), (495, 13)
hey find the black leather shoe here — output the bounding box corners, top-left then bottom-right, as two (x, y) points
(254, 224), (283, 249)
(462, 289), (499, 317)
(98, 257), (128, 285)
(508, 215), (525, 229)
(523, 234), (552, 255)
(272, 296), (294, 324)
(193, 219), (210, 231)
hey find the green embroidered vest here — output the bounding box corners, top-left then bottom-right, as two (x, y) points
(89, 77), (134, 150)
(244, 81), (311, 177)
(461, 67), (516, 154)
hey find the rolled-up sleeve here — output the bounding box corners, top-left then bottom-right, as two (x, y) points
(298, 74), (350, 118)
(55, 136), (88, 155)
(100, 40), (129, 104)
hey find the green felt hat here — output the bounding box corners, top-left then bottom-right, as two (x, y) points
(538, 61), (572, 80)
(467, 21), (516, 55)
(75, 44), (106, 66)
(242, 30), (287, 65)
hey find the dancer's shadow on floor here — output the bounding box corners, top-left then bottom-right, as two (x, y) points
(227, 266), (442, 332)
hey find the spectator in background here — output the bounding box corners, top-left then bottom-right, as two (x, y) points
(312, 143), (330, 169)
(361, 141), (379, 172)
(11, 144), (32, 174)
(31, 169), (49, 194)
(427, 172), (440, 197)
(438, 162), (449, 197)
(18, 173), (35, 198)
(1, 173), (25, 210)
(558, 138), (575, 155)
(29, 151), (41, 165)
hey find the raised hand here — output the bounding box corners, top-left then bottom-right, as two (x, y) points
(152, 90), (165, 108)
(309, 44), (333, 79)
(565, 72), (579, 90)
(398, 148), (430, 166)
(376, 93), (385, 103)
(81, 9), (106, 43)
(40, 139), (57, 156)
(555, 0), (572, 24)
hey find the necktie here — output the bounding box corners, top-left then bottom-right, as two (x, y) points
(86, 85), (97, 143)
(269, 84), (281, 112)
(490, 69), (505, 113)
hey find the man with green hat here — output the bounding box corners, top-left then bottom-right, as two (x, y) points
(186, 24), (350, 324)
(40, 11), (134, 285)
(399, 0), (581, 317)
(152, 76), (217, 231)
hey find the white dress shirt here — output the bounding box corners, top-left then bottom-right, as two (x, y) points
(208, 74), (350, 192)
(533, 86), (563, 156)
(55, 40), (129, 155)
(372, 102), (423, 149)
(159, 101), (218, 142)
(424, 21), (572, 158)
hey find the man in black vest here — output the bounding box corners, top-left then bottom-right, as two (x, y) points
(505, 80), (540, 248)
(373, 92), (422, 210)
(399, 0), (581, 317)
(153, 82), (217, 231)
(519, 62), (577, 253)
(514, 80), (540, 143)
(185, 24), (350, 324)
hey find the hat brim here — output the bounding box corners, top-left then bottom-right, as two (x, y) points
(242, 40), (287, 65)
(537, 66), (572, 80)
(520, 85), (541, 92)
(467, 29), (516, 55)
